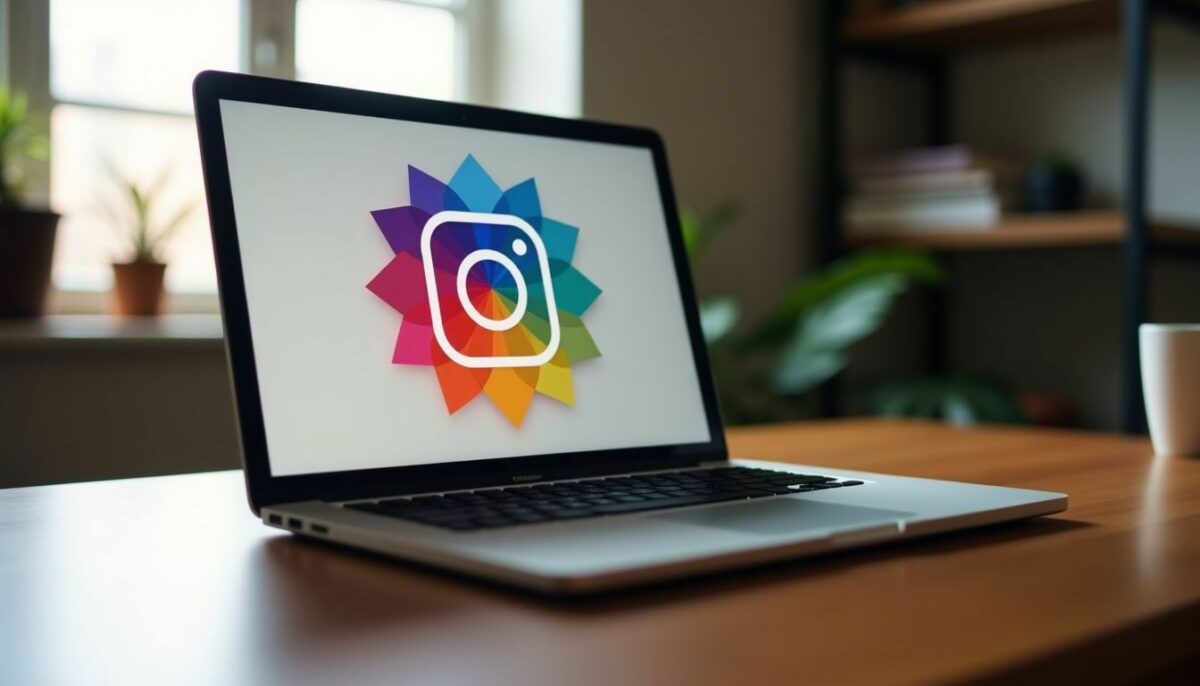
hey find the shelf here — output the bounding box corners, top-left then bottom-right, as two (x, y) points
(843, 210), (1200, 251)
(843, 0), (1123, 53)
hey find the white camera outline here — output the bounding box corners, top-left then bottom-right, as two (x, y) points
(420, 210), (561, 369)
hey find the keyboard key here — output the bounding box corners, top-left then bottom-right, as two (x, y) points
(547, 509), (595, 520)
(840, 480), (864, 486)
(511, 512), (550, 523)
(475, 515), (514, 526)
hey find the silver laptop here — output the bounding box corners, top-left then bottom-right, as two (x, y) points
(194, 71), (1066, 595)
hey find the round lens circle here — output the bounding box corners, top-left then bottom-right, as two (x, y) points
(455, 249), (528, 332)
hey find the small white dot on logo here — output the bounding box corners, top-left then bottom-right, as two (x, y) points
(512, 238), (528, 256)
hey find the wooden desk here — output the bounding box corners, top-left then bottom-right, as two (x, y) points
(2, 420), (1198, 684)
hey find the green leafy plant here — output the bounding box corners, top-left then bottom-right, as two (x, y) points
(870, 377), (1026, 425)
(98, 165), (195, 263)
(682, 203), (946, 424)
(1038, 147), (1081, 174)
(0, 85), (49, 207)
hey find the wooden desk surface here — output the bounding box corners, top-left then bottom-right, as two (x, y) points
(2, 420), (1198, 685)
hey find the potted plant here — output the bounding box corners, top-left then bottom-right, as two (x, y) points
(0, 85), (57, 317)
(682, 203), (948, 424)
(1024, 149), (1085, 212)
(99, 167), (193, 316)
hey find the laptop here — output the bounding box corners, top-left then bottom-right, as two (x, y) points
(193, 71), (1066, 595)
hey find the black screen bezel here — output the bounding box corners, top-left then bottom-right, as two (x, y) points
(192, 70), (728, 513)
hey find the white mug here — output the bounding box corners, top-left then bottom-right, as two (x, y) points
(1140, 324), (1200, 456)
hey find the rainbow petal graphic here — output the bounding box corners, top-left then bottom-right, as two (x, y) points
(368, 155), (602, 427)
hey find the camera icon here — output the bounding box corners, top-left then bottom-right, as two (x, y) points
(421, 211), (561, 368)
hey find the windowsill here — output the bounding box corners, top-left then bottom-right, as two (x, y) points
(0, 314), (225, 351)
(50, 288), (222, 315)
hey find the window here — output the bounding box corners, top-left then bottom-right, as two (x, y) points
(295, 0), (461, 101)
(49, 0), (241, 293)
(6, 0), (580, 307)
(50, 0), (240, 113)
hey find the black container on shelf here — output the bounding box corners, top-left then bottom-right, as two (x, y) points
(1024, 158), (1085, 212)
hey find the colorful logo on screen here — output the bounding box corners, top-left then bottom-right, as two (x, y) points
(367, 155), (602, 427)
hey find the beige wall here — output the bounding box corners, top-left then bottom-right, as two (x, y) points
(582, 0), (815, 321)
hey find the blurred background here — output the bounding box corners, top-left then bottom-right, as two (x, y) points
(2, 0), (1199, 487)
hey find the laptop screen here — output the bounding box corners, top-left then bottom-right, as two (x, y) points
(218, 100), (712, 477)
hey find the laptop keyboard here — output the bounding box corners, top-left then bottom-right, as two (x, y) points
(343, 466), (864, 532)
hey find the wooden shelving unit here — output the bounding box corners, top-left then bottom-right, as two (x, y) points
(843, 0), (1200, 50)
(843, 0), (1122, 51)
(816, 0), (1200, 432)
(844, 210), (1200, 251)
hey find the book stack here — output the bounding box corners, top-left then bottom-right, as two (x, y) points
(844, 146), (1014, 235)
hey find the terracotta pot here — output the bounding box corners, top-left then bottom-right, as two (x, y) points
(0, 207), (60, 317)
(112, 261), (167, 316)
(1019, 391), (1077, 428)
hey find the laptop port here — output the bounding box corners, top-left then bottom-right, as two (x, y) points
(310, 524), (329, 535)
(287, 517), (303, 530)
(267, 514), (282, 526)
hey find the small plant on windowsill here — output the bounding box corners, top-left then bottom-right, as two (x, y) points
(98, 166), (194, 316)
(0, 84), (58, 317)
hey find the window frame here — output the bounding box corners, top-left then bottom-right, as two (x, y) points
(4, 0), (481, 310)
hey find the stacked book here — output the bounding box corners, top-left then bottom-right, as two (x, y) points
(844, 146), (1014, 235)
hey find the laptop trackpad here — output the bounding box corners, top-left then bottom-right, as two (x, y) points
(653, 498), (914, 536)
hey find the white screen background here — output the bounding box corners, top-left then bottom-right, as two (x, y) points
(219, 100), (711, 476)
